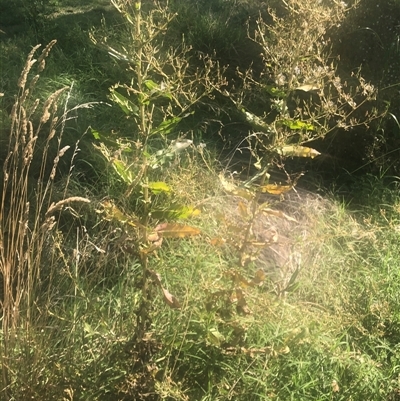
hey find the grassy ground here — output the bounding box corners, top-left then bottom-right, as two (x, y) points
(1, 1), (400, 400)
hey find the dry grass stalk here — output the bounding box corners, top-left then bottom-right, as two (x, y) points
(0, 42), (82, 397)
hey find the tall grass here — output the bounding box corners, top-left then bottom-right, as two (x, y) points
(0, 41), (90, 398)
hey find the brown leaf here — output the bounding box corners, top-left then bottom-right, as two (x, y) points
(210, 237), (226, 246)
(161, 287), (181, 309)
(235, 288), (251, 315)
(261, 208), (298, 223)
(251, 269), (266, 286)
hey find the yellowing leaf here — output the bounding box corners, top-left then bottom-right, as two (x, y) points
(259, 184), (292, 195)
(147, 181), (171, 194)
(276, 145), (321, 159)
(155, 223), (201, 238)
(282, 119), (315, 131)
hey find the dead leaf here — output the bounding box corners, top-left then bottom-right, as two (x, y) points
(251, 269), (266, 286)
(331, 380), (340, 393)
(219, 174), (254, 200)
(235, 288), (251, 315)
(261, 208), (298, 223)
(210, 237), (226, 246)
(162, 287), (181, 309)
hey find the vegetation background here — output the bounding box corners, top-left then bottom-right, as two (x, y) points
(0, 0), (400, 400)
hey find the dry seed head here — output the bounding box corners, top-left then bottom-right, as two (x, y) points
(37, 40), (57, 73)
(28, 74), (40, 93)
(40, 87), (69, 125)
(20, 106), (27, 142)
(45, 197), (91, 218)
(17, 44), (41, 89)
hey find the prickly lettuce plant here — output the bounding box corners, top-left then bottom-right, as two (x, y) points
(91, 0), (226, 344)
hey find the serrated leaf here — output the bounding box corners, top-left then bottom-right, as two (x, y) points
(276, 145), (321, 158)
(154, 223), (201, 238)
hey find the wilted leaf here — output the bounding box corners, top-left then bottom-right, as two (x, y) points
(219, 174), (254, 200)
(155, 223), (201, 238)
(251, 269), (266, 286)
(235, 288), (251, 315)
(226, 270), (252, 288)
(259, 184), (292, 195)
(332, 380), (340, 393)
(276, 145), (321, 159)
(210, 237), (226, 246)
(295, 84), (320, 92)
(161, 287), (181, 309)
(241, 109), (272, 133)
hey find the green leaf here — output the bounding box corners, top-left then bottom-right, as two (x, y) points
(151, 116), (182, 136)
(109, 89), (139, 116)
(264, 85), (286, 98)
(112, 159), (135, 184)
(144, 79), (159, 91)
(151, 205), (201, 220)
(207, 328), (225, 347)
(282, 119), (315, 131)
(147, 181), (171, 194)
